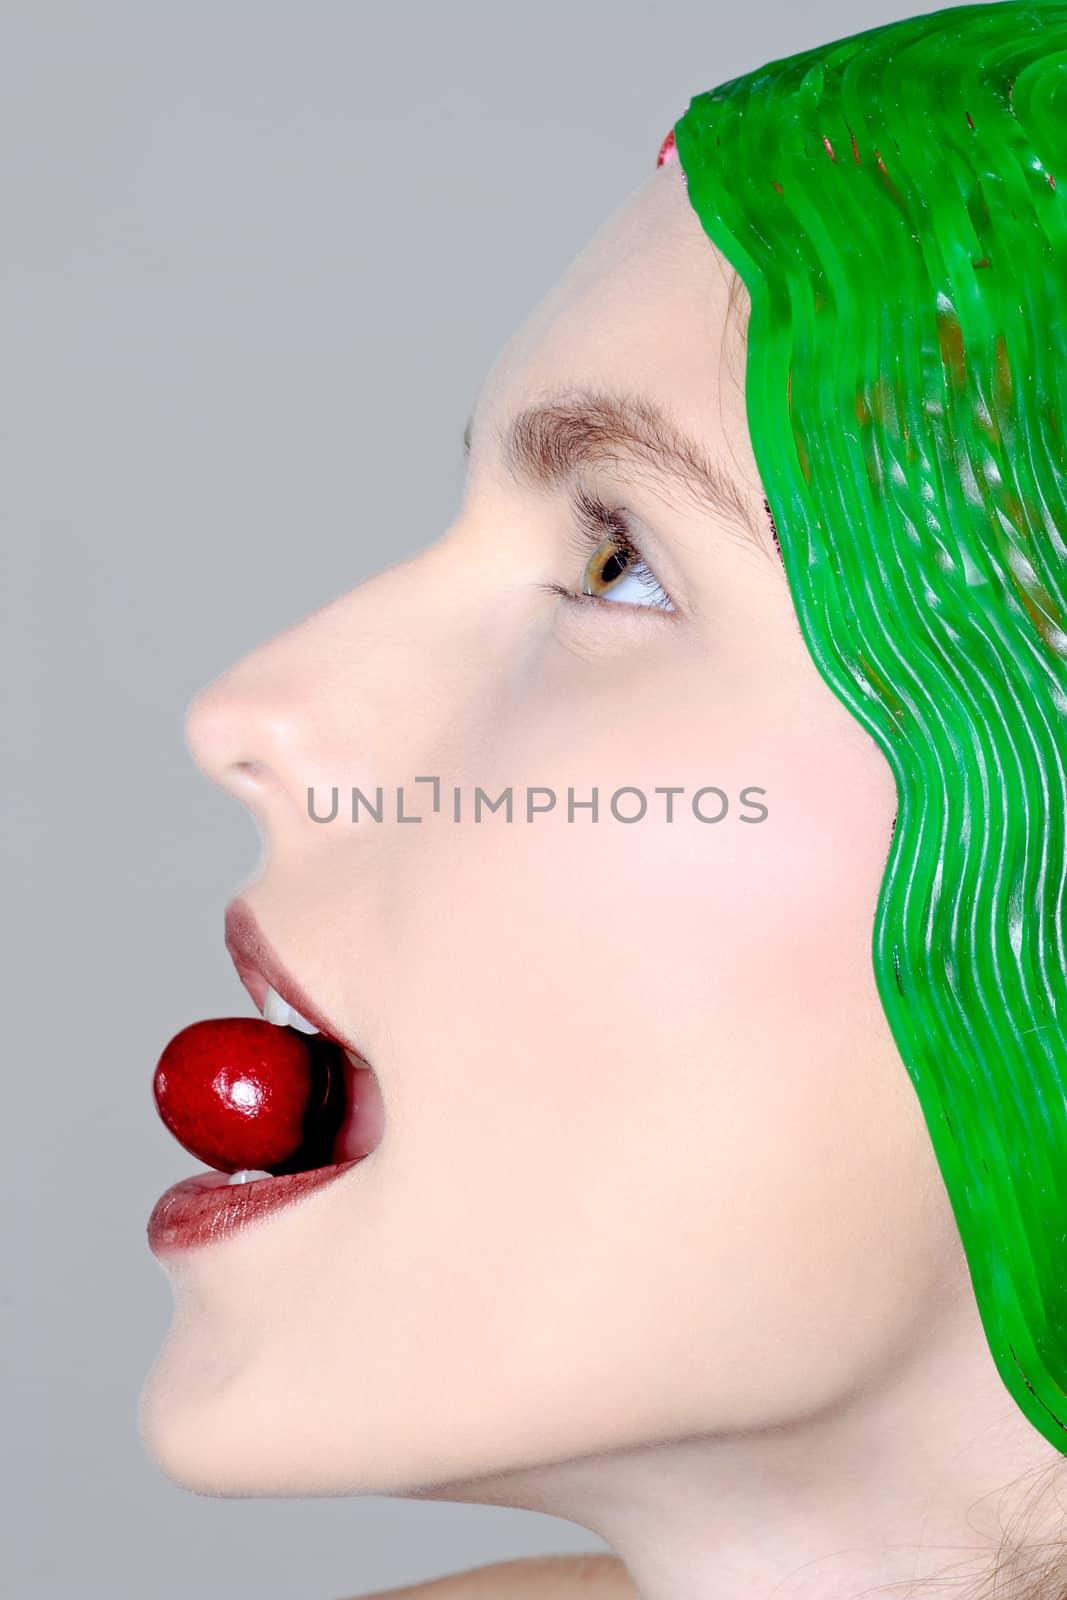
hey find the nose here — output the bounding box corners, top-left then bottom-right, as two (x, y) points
(184, 543), (459, 837)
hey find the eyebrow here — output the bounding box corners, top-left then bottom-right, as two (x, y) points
(462, 387), (769, 555)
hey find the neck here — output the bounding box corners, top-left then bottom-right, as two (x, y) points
(450, 1293), (1067, 1600)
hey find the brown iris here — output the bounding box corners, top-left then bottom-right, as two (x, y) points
(582, 534), (634, 596)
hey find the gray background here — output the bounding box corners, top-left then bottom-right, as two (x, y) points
(4, 1), (927, 1595)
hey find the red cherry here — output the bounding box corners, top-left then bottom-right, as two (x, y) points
(153, 1017), (328, 1174)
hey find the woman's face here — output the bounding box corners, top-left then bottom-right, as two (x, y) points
(141, 163), (968, 1497)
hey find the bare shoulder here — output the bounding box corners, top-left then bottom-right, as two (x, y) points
(348, 1551), (637, 1598)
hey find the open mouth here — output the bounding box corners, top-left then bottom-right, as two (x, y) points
(220, 897), (386, 1178)
(147, 899), (385, 1254)
(152, 898), (385, 1186)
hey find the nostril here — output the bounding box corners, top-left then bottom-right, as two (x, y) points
(184, 683), (314, 825)
(221, 758), (292, 814)
(184, 680), (283, 791)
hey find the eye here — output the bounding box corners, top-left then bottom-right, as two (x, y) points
(555, 485), (676, 612)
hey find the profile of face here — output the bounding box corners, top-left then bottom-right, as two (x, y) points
(140, 159), (976, 1502)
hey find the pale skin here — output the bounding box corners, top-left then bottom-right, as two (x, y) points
(140, 161), (1067, 1600)
(353, 1552), (635, 1598)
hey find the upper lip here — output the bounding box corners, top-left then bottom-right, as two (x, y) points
(224, 896), (370, 1064)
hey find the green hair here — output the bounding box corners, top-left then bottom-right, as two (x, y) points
(674, 1), (1067, 1455)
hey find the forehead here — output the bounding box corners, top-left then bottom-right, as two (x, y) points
(473, 165), (753, 480)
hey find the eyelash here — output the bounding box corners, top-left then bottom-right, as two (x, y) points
(763, 495), (780, 556)
(538, 484), (675, 612)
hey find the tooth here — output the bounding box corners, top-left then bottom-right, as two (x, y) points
(227, 1169), (273, 1185)
(262, 984), (292, 1026)
(286, 1005), (319, 1035)
(261, 982), (320, 1034)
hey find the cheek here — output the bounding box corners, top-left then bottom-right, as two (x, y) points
(375, 647), (904, 1183)
(710, 705), (901, 1026)
(454, 655), (904, 1056)
(381, 668), (915, 1263)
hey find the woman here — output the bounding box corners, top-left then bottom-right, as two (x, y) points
(140, 4), (1067, 1598)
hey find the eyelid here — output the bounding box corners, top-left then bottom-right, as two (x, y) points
(560, 482), (679, 614)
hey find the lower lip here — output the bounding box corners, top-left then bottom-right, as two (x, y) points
(147, 1159), (365, 1256)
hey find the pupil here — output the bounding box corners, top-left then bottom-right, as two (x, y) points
(598, 545), (628, 586)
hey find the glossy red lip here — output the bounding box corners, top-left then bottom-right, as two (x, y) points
(147, 1161), (364, 1255)
(224, 896), (371, 1063)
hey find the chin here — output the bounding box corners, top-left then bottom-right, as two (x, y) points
(137, 1332), (397, 1500)
(138, 1349), (243, 1495)
(138, 1332), (287, 1497)
(138, 1381), (336, 1497)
